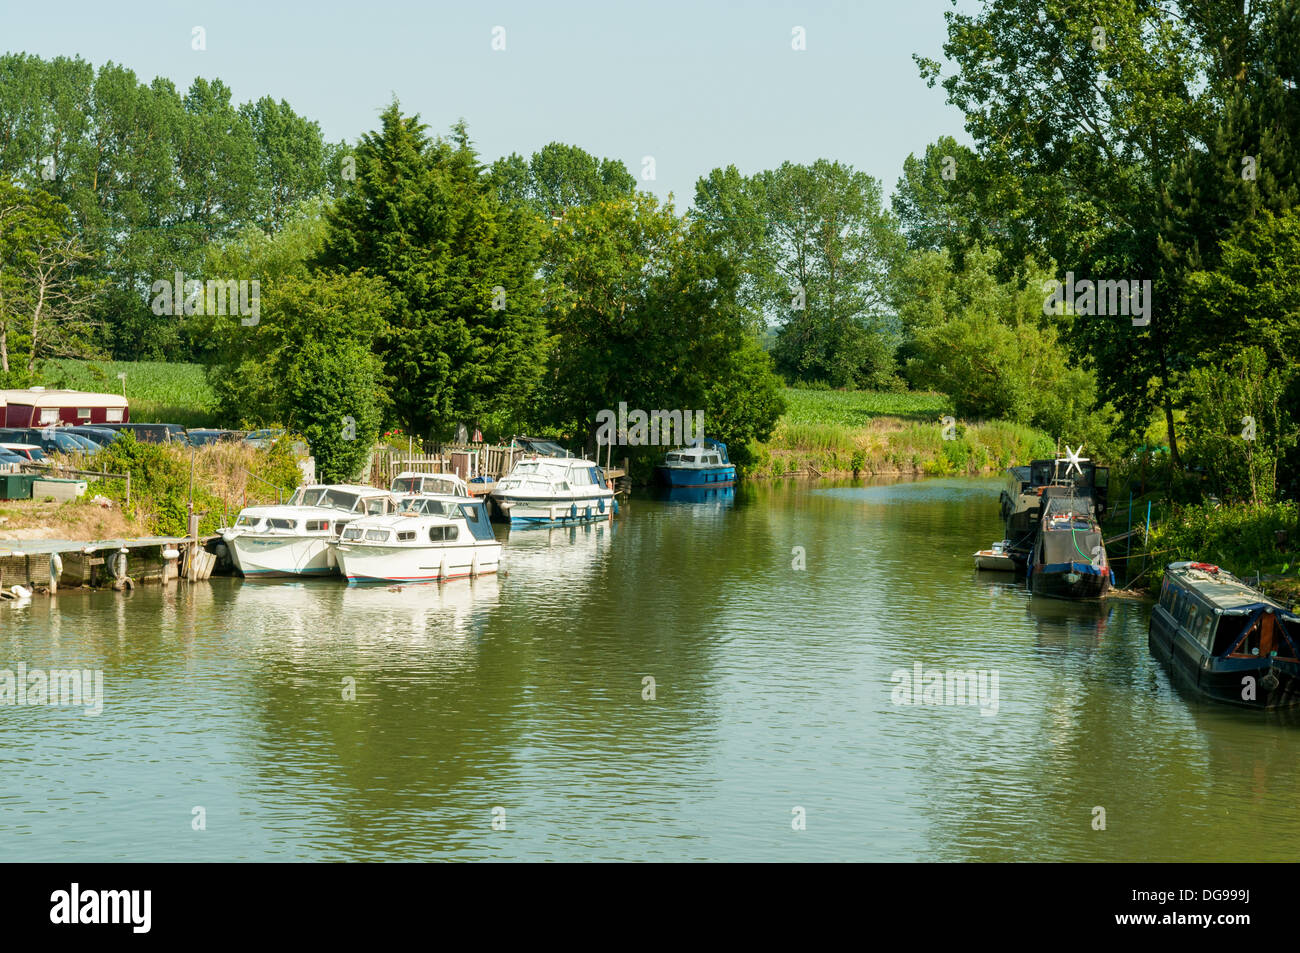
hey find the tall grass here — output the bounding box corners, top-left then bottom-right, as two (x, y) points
(39, 359), (218, 427)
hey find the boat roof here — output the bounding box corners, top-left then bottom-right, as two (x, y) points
(1165, 562), (1289, 613)
(298, 483), (391, 496)
(515, 455), (598, 468)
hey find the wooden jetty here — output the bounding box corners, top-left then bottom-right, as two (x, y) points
(0, 533), (218, 593)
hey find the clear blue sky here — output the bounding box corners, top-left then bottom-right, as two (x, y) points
(3, 0), (976, 206)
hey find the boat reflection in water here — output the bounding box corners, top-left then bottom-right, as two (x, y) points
(227, 573), (501, 661)
(498, 519), (615, 595)
(1027, 595), (1115, 656)
(654, 484), (736, 507)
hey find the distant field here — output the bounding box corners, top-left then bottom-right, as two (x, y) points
(780, 388), (951, 426)
(40, 359), (218, 428)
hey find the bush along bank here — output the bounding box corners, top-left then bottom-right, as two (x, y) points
(746, 417), (1056, 479)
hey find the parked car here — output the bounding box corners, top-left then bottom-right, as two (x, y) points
(0, 443), (46, 462)
(185, 429), (241, 447)
(100, 422), (188, 444)
(0, 427), (98, 455)
(243, 428), (285, 449)
(0, 446), (26, 468)
(64, 425), (123, 447)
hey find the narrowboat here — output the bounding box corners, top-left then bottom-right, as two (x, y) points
(655, 439), (736, 488)
(1000, 449), (1109, 566)
(333, 495), (501, 583)
(489, 456), (615, 525)
(1025, 496), (1113, 598)
(1149, 562), (1300, 709)
(219, 484), (399, 577)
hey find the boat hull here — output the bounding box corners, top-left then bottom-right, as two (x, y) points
(335, 541), (502, 583)
(655, 464), (736, 488)
(1149, 608), (1300, 708)
(225, 533), (338, 577)
(973, 551), (1018, 572)
(1028, 561), (1112, 599)
(491, 493), (614, 526)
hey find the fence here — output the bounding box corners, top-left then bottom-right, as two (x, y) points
(367, 444), (523, 489)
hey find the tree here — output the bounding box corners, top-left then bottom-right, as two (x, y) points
(0, 178), (99, 375)
(541, 193), (784, 457)
(896, 246), (1113, 448)
(318, 105), (546, 439)
(694, 160), (904, 389)
(489, 142), (636, 219)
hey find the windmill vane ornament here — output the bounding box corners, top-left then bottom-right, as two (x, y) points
(1060, 445), (1089, 477)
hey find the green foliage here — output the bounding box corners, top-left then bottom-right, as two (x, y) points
(489, 142), (636, 219)
(693, 160), (905, 389)
(781, 388), (949, 425)
(896, 246), (1115, 450)
(318, 105), (545, 439)
(541, 193), (784, 458)
(1179, 347), (1296, 505)
(1148, 501), (1299, 580)
(283, 338), (383, 482)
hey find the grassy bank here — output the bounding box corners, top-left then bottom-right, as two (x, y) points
(751, 388), (1054, 478)
(40, 359), (218, 428)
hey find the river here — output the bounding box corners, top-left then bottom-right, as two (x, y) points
(2, 476), (1297, 861)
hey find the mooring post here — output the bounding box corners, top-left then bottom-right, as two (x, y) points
(187, 512), (200, 583)
(1125, 491), (1133, 586)
(126, 471), (131, 508)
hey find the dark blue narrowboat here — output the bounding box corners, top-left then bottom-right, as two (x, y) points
(1149, 562), (1300, 709)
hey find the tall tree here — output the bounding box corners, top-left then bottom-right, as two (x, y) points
(318, 105), (546, 438)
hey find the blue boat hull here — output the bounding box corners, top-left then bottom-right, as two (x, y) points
(655, 464), (736, 488)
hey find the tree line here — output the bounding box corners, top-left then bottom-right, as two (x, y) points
(1, 14), (1296, 506)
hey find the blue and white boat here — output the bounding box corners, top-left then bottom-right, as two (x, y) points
(490, 456), (615, 526)
(655, 439), (736, 488)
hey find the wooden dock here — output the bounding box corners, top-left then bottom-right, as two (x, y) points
(0, 534), (219, 592)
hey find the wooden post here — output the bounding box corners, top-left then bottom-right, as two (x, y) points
(187, 512), (200, 583)
(126, 471), (131, 508)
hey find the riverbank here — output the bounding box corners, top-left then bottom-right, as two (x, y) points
(749, 415), (1055, 479)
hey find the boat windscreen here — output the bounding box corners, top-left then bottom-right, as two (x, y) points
(459, 502), (495, 541)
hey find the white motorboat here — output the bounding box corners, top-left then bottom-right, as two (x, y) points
(333, 494), (501, 583)
(973, 540), (1018, 573)
(220, 484), (400, 577)
(389, 470), (469, 497)
(490, 456), (615, 526)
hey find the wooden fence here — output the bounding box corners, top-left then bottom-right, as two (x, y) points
(367, 444), (524, 489)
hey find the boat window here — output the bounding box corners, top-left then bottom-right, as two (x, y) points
(305, 520), (330, 532)
(514, 462), (539, 474)
(365, 497), (389, 515)
(341, 527), (363, 541)
(319, 490), (358, 511)
(397, 531), (415, 541)
(364, 529), (390, 542)
(268, 518), (297, 530)
(236, 515), (261, 528)
(1197, 610), (1215, 648)
(666, 453), (680, 463)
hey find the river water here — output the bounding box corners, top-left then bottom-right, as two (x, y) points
(2, 476), (1298, 861)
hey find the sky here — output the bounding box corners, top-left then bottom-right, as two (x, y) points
(1, 0), (977, 206)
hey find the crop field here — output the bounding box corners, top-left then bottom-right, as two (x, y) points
(40, 359), (218, 427)
(780, 388), (952, 427)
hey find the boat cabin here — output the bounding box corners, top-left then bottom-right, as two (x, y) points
(390, 471), (469, 497)
(1156, 563), (1300, 661)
